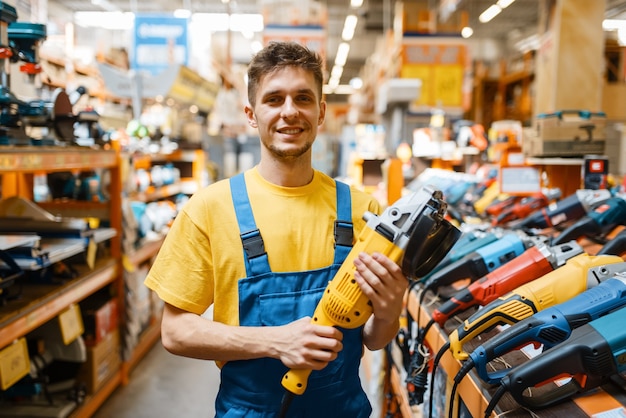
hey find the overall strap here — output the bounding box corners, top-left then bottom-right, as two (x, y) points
(229, 173), (271, 276)
(333, 180), (354, 264)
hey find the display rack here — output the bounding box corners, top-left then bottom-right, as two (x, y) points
(0, 145), (167, 417)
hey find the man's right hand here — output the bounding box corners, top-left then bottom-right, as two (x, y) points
(275, 317), (343, 370)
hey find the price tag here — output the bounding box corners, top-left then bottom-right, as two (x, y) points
(86, 238), (97, 270)
(0, 338), (30, 390)
(500, 166), (541, 195)
(58, 304), (84, 345)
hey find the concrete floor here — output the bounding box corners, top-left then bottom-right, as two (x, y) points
(93, 341), (385, 418)
(92, 343), (220, 418)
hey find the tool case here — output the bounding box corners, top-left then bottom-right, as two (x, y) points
(523, 110), (606, 157)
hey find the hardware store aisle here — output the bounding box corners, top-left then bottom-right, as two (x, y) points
(93, 342), (220, 418)
(92, 340), (385, 418)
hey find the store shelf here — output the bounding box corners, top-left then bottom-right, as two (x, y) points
(0, 147), (118, 172)
(0, 145), (154, 418)
(0, 257), (118, 349)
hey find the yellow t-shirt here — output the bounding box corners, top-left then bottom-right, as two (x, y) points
(144, 167), (381, 327)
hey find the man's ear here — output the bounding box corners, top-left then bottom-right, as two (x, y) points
(318, 101), (327, 126)
(244, 105), (257, 128)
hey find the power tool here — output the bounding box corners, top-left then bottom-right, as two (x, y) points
(460, 272), (626, 386)
(484, 304), (626, 416)
(492, 188), (561, 226)
(417, 228), (498, 284)
(447, 253), (626, 361)
(514, 188), (612, 231)
(430, 240), (584, 329)
(552, 195), (626, 245)
(484, 195), (520, 218)
(420, 230), (540, 300)
(404, 233), (552, 407)
(598, 227), (626, 256)
(278, 186), (461, 414)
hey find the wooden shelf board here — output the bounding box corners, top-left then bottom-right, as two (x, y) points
(0, 258), (119, 348)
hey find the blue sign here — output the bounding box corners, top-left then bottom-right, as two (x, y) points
(132, 14), (189, 75)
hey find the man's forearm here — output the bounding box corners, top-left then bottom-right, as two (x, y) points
(362, 315), (400, 351)
(161, 304), (280, 362)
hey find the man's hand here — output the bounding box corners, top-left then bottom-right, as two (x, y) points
(353, 251), (407, 349)
(275, 317), (344, 370)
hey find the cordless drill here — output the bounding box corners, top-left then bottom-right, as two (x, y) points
(280, 186), (460, 400)
(484, 304), (626, 416)
(461, 272), (626, 385)
(448, 253), (626, 361)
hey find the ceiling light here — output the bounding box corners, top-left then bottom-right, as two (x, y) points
(331, 65), (343, 79)
(342, 15), (358, 41)
(461, 26), (473, 38)
(496, 0), (515, 9)
(349, 77), (363, 89)
(334, 42), (350, 67)
(350, 0), (364, 8)
(479, 4), (502, 23)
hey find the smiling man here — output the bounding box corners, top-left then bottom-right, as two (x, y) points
(144, 41), (408, 417)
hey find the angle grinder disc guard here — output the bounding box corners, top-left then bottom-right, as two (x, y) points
(402, 205), (461, 279)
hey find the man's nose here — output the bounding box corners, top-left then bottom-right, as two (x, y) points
(281, 97), (299, 118)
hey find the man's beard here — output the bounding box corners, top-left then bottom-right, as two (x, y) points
(266, 141), (313, 159)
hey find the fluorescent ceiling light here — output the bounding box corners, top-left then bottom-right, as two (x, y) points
(350, 0), (364, 8)
(331, 65), (343, 79)
(334, 42), (350, 67)
(496, 0), (515, 9)
(479, 4), (502, 23)
(342, 15), (358, 41)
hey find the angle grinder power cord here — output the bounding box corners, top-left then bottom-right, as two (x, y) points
(278, 186), (461, 415)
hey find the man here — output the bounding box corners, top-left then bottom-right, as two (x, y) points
(145, 41), (407, 417)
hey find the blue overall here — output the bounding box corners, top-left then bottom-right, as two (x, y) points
(214, 173), (372, 418)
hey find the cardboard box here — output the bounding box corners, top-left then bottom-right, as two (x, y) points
(81, 296), (119, 347)
(523, 110), (607, 157)
(77, 329), (121, 394)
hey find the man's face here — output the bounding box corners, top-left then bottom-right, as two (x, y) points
(245, 66), (326, 160)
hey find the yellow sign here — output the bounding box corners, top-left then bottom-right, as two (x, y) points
(58, 304), (84, 345)
(400, 39), (469, 110)
(0, 338), (30, 390)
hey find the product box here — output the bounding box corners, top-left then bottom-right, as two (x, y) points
(80, 295), (119, 347)
(77, 328), (121, 394)
(523, 110), (607, 157)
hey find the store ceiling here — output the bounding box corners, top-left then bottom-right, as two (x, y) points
(47, 0), (626, 98)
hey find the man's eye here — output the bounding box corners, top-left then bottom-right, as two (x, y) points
(297, 96), (313, 103)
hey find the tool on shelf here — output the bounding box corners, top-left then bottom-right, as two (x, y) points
(484, 304), (626, 416)
(448, 254), (626, 362)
